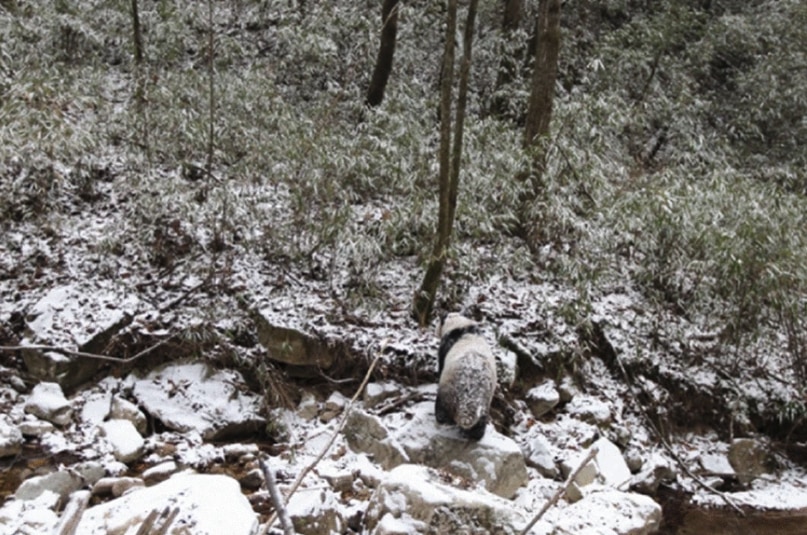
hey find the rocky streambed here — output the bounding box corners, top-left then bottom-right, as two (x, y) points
(2, 281), (807, 534)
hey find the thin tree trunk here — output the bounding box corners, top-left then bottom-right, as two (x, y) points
(412, 0), (458, 327)
(366, 0), (400, 107)
(523, 0), (561, 162)
(524, 0), (561, 146)
(131, 0), (143, 67)
(494, 0), (523, 92)
(413, 0), (479, 327)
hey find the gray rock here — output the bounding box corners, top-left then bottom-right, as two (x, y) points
(342, 409), (408, 468)
(551, 489), (662, 535)
(557, 377), (578, 403)
(254, 309), (341, 369)
(109, 396), (147, 435)
(21, 284), (138, 390)
(287, 489), (345, 535)
(394, 402), (528, 499)
(297, 391), (319, 421)
(631, 453), (676, 495)
(0, 419), (24, 458)
(99, 419), (144, 463)
(363, 381), (399, 409)
(562, 438), (631, 502)
(24, 382), (73, 426)
(239, 468), (265, 491)
(320, 391), (348, 423)
(130, 361), (265, 441)
(18, 419), (56, 437)
(525, 381), (560, 418)
(365, 464), (527, 535)
(92, 477), (144, 497)
(566, 395), (612, 426)
(523, 434), (559, 479)
(729, 438), (772, 484)
(699, 452), (735, 478)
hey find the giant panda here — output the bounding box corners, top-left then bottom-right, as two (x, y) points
(435, 313), (497, 440)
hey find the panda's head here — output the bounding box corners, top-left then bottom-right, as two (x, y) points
(438, 312), (478, 339)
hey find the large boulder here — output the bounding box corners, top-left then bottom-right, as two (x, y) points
(365, 464), (527, 535)
(253, 309), (347, 370)
(343, 403), (528, 499)
(21, 284), (139, 390)
(74, 472), (259, 535)
(129, 361), (264, 441)
(728, 438), (772, 485)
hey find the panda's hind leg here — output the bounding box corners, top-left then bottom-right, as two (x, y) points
(435, 391), (453, 425)
(463, 414), (488, 440)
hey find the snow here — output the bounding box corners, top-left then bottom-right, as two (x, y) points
(98, 419), (144, 463)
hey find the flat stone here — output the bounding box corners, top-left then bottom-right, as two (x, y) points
(21, 284), (138, 390)
(99, 419), (145, 463)
(552, 489), (662, 535)
(130, 361), (265, 441)
(24, 382), (73, 426)
(526, 381), (560, 418)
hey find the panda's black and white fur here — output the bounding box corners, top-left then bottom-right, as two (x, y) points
(435, 313), (497, 440)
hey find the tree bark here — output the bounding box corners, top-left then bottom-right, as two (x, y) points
(366, 0), (400, 107)
(131, 0), (143, 67)
(494, 0), (523, 92)
(413, 0), (479, 327)
(523, 0), (561, 176)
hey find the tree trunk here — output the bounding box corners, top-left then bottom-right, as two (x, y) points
(523, 0), (561, 185)
(494, 0), (523, 93)
(413, 0), (479, 327)
(131, 0), (143, 67)
(366, 0), (400, 107)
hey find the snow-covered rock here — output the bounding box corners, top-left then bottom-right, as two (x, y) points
(18, 418), (56, 437)
(342, 409), (408, 468)
(631, 453), (676, 495)
(320, 391), (349, 423)
(363, 381), (399, 409)
(21, 284), (139, 389)
(74, 472), (259, 534)
(24, 381), (73, 426)
(526, 380), (561, 418)
(564, 438), (632, 502)
(551, 489), (662, 535)
(15, 470), (85, 501)
(365, 464), (527, 535)
(297, 391), (319, 420)
(92, 476), (145, 498)
(524, 434), (560, 479)
(129, 361), (265, 440)
(142, 460), (178, 485)
(254, 310), (342, 369)
(0, 418), (23, 457)
(99, 419), (145, 463)
(394, 402), (529, 498)
(0, 490), (60, 533)
(287, 488), (345, 535)
(566, 394), (612, 426)
(109, 395), (148, 434)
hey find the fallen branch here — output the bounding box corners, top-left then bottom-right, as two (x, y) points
(519, 446), (599, 535)
(261, 341), (385, 533)
(0, 331), (183, 365)
(259, 458), (296, 535)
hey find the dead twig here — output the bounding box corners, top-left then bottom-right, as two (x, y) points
(262, 341), (385, 533)
(259, 457), (296, 535)
(0, 331), (183, 365)
(519, 446), (599, 535)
